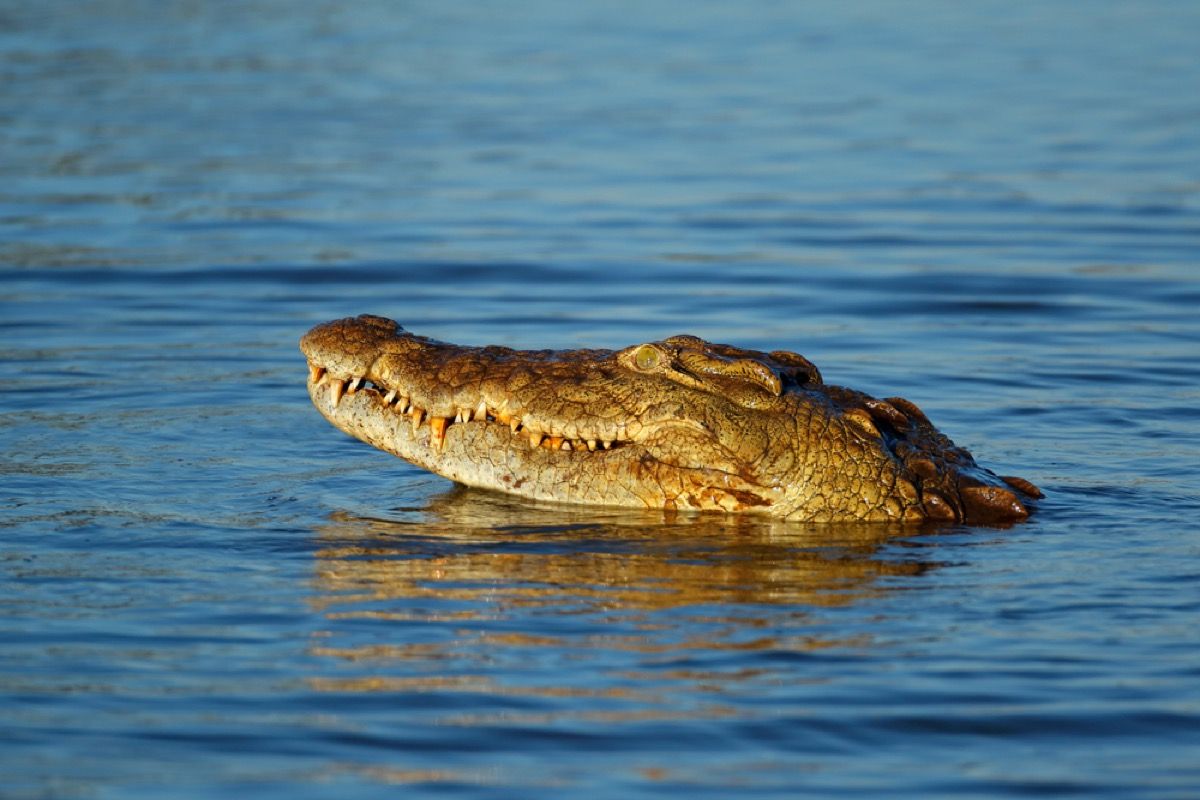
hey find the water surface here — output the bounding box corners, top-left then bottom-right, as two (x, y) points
(3, 2), (1200, 798)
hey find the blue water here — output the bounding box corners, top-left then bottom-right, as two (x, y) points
(3, 2), (1200, 797)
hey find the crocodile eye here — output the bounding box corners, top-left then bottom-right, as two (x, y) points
(633, 345), (660, 371)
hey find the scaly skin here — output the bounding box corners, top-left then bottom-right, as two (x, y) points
(301, 315), (1042, 524)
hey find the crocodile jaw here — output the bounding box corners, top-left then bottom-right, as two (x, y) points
(301, 317), (783, 513)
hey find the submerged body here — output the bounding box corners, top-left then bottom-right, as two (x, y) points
(301, 315), (1041, 524)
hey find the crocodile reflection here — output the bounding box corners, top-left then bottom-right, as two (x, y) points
(309, 489), (939, 695)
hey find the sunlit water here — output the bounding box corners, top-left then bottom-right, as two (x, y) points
(3, 2), (1199, 798)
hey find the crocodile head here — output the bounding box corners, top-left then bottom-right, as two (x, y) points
(301, 314), (1041, 524)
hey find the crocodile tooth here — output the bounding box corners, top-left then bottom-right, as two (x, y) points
(546, 436), (564, 451)
(399, 397), (411, 413)
(601, 439), (613, 450)
(347, 377), (362, 394)
(496, 410), (512, 425)
(429, 416), (449, 451)
(330, 379), (346, 407)
(510, 417), (522, 434)
(410, 406), (425, 434)
(587, 439), (597, 452)
(561, 440), (573, 451)
(383, 389), (397, 405)
(454, 410), (464, 423)
(308, 364), (325, 384)
(476, 400), (488, 421)
(529, 432), (544, 448)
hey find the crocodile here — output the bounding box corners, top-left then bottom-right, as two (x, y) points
(301, 315), (1042, 524)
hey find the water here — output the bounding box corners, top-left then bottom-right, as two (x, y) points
(3, 1), (1200, 797)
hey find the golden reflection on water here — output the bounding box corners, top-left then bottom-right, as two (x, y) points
(312, 489), (931, 609)
(306, 488), (937, 740)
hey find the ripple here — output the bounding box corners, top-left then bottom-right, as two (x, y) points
(4, 1), (1200, 797)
